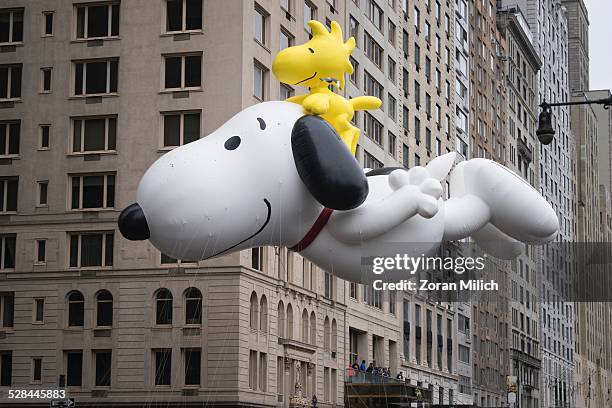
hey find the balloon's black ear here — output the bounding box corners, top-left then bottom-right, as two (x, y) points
(291, 115), (368, 210)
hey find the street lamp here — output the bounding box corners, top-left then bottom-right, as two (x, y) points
(536, 96), (612, 145)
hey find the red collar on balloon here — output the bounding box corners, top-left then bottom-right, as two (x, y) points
(289, 207), (334, 252)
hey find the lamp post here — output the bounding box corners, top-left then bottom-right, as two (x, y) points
(536, 96), (612, 144)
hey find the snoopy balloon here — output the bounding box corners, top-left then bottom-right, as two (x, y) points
(119, 102), (559, 283)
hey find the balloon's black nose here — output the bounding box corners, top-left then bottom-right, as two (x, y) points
(118, 203), (150, 241)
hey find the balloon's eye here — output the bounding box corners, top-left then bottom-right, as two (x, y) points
(224, 136), (241, 150)
(308, 48), (315, 54)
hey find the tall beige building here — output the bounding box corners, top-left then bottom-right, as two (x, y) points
(496, 7), (542, 408)
(0, 0), (465, 407)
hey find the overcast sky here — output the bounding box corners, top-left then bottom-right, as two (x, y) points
(584, 0), (611, 91)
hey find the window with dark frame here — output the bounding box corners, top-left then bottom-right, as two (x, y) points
(96, 290), (113, 327)
(94, 350), (111, 386)
(402, 144), (409, 168)
(162, 111), (200, 147)
(184, 287), (202, 325)
(41, 68), (52, 93)
(75, 2), (120, 39)
(164, 54), (202, 90)
(42, 12), (54, 36)
(253, 61), (267, 101)
(280, 28), (293, 50)
(67, 291), (84, 327)
(154, 349), (172, 386)
(72, 116), (117, 153)
(0, 121), (20, 157)
(69, 232), (114, 268)
(183, 348), (201, 386)
(155, 289), (173, 325)
(39, 125), (50, 149)
(254, 5), (268, 45)
(32, 358), (42, 382)
(0, 178), (18, 213)
(34, 298), (44, 322)
(36, 240), (46, 263)
(166, 0), (202, 33)
(0, 9), (23, 44)
(65, 350), (82, 387)
(0, 292), (14, 327)
(74, 59), (118, 95)
(0, 64), (22, 99)
(71, 174), (115, 210)
(0, 236), (16, 270)
(38, 181), (48, 206)
(0, 351), (12, 386)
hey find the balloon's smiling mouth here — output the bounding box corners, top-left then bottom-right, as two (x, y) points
(295, 71), (317, 85)
(208, 198), (272, 258)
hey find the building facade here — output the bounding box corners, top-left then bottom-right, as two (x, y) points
(496, 8), (542, 408)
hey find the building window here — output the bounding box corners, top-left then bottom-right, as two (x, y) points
(387, 93), (396, 120)
(413, 7), (420, 31)
(349, 282), (358, 299)
(254, 5), (268, 45)
(69, 232), (114, 268)
(349, 57), (359, 84)
(36, 239), (46, 263)
(388, 19), (396, 45)
(32, 358), (42, 383)
(304, 2), (316, 34)
(35, 181), (48, 208)
(41, 68), (52, 93)
(249, 350), (257, 389)
(166, 0), (202, 32)
(96, 290), (113, 327)
(251, 247), (263, 270)
(324, 271), (333, 299)
(0, 292), (14, 327)
(349, 16), (359, 46)
(363, 31), (383, 68)
(162, 111), (200, 147)
(32, 298), (44, 324)
(94, 350), (111, 387)
(364, 71), (383, 100)
(184, 287), (202, 325)
(260, 295), (268, 333)
(250, 292), (258, 330)
(164, 54), (202, 90)
(65, 351), (83, 386)
(74, 59), (118, 96)
(0, 121), (19, 157)
(364, 151), (383, 170)
(414, 116), (421, 143)
(39, 125), (50, 150)
(42, 11), (54, 36)
(414, 80), (420, 106)
(70, 174), (115, 210)
(365, 0), (383, 31)
(402, 144), (409, 168)
(280, 84), (294, 100)
(388, 131), (396, 157)
(387, 57), (396, 83)
(259, 352), (267, 391)
(0, 9), (23, 44)
(253, 61), (267, 101)
(0, 351), (12, 386)
(364, 112), (383, 145)
(183, 348), (201, 386)
(72, 116), (117, 153)
(0, 178), (18, 213)
(154, 349), (171, 386)
(0, 64), (22, 100)
(155, 289), (173, 325)
(0, 235), (15, 271)
(75, 2), (120, 39)
(280, 0), (291, 13)
(280, 28), (293, 50)
(67, 291), (84, 327)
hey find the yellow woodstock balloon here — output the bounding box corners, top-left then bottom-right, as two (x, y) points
(272, 20), (382, 155)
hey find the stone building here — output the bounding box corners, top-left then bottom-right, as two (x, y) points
(468, 1), (512, 406)
(496, 7), (542, 408)
(0, 0), (466, 407)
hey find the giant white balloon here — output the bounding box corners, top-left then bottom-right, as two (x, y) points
(119, 101), (559, 283)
